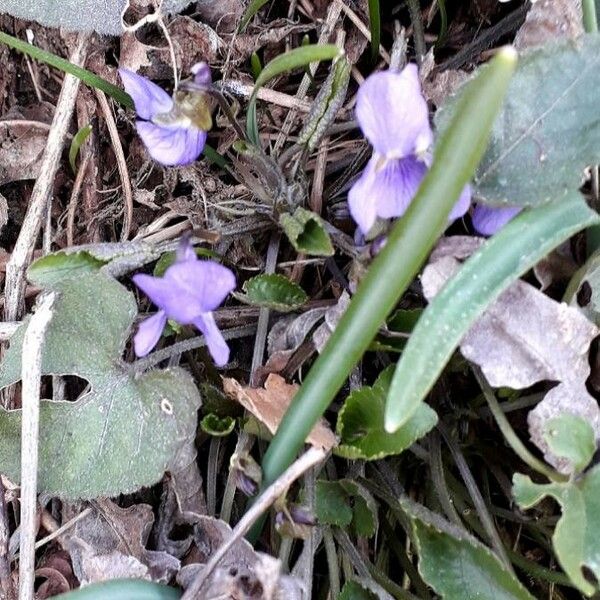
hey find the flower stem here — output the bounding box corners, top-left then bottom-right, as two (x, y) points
(473, 366), (568, 483)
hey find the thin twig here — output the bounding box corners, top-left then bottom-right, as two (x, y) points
(94, 89), (133, 241)
(181, 447), (327, 599)
(4, 34), (89, 324)
(272, 1), (342, 155)
(18, 292), (55, 600)
(131, 324), (257, 372)
(250, 232), (280, 385)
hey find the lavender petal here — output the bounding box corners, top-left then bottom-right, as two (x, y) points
(135, 121), (207, 166)
(449, 184), (472, 221)
(347, 156), (380, 234)
(191, 62), (212, 87)
(193, 313), (230, 366)
(164, 260), (236, 314)
(118, 68), (173, 121)
(134, 310), (168, 357)
(472, 204), (521, 236)
(356, 65), (432, 159)
(176, 236), (198, 263)
(133, 273), (175, 310)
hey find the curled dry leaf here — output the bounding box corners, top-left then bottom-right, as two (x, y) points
(62, 499), (179, 585)
(0, 121), (47, 185)
(423, 236), (600, 473)
(223, 374), (337, 450)
(514, 0), (584, 50)
(313, 292), (351, 353)
(176, 516), (303, 599)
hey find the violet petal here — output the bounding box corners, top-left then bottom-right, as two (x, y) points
(133, 273), (175, 310)
(193, 312), (230, 366)
(356, 65), (432, 159)
(191, 62), (212, 87)
(118, 68), (173, 121)
(472, 204), (521, 236)
(449, 184), (472, 221)
(135, 121), (207, 167)
(134, 310), (168, 357)
(164, 260), (236, 314)
(347, 156), (380, 234)
(176, 236), (198, 262)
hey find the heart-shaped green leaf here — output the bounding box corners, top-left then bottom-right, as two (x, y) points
(236, 273), (308, 312)
(0, 251), (201, 499)
(280, 207), (334, 257)
(437, 35), (600, 207)
(543, 414), (596, 473)
(336, 366), (437, 460)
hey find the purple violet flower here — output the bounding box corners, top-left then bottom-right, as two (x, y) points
(348, 64), (470, 235)
(132, 238), (236, 366)
(472, 204), (521, 236)
(118, 63), (212, 166)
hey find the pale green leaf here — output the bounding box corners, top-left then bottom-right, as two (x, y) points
(437, 35), (600, 207)
(513, 468), (600, 596)
(0, 255), (201, 498)
(543, 414), (596, 473)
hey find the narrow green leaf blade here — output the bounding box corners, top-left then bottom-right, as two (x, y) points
(386, 194), (600, 431)
(259, 47), (518, 499)
(69, 124), (92, 174)
(367, 0), (381, 62)
(0, 31), (133, 108)
(246, 44), (342, 143)
(238, 0), (271, 32)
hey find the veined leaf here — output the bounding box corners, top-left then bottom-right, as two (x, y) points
(236, 273), (308, 312)
(280, 207), (334, 257)
(437, 34), (600, 207)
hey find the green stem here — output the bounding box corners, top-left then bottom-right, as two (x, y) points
(583, 0), (599, 32)
(368, 0), (381, 63)
(257, 48), (517, 499)
(53, 580), (181, 600)
(473, 367), (568, 483)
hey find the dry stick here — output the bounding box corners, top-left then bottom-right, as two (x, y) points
(66, 154), (90, 246)
(94, 89), (133, 241)
(4, 34), (89, 325)
(181, 447), (327, 600)
(18, 292), (56, 600)
(250, 232), (281, 386)
(272, 1), (342, 155)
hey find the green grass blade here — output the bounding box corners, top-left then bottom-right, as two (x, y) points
(385, 194), (600, 431)
(69, 124), (92, 174)
(368, 0), (381, 62)
(245, 44), (342, 144)
(0, 30), (133, 108)
(238, 0), (271, 32)
(256, 48), (517, 502)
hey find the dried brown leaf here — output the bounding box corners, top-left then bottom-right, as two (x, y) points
(223, 374), (337, 450)
(0, 122), (47, 185)
(514, 0), (584, 50)
(423, 237), (600, 473)
(62, 499), (179, 585)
